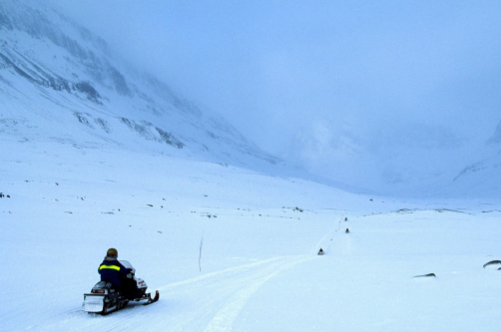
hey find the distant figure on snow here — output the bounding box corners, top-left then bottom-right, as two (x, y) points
(318, 248), (325, 255)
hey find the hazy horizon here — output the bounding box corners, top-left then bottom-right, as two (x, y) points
(42, 0), (501, 192)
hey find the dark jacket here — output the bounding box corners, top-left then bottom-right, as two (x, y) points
(98, 257), (129, 287)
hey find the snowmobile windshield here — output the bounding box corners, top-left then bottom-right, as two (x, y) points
(119, 260), (136, 274)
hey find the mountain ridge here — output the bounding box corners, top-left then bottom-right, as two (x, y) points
(0, 0), (282, 173)
(1, 0), (499, 198)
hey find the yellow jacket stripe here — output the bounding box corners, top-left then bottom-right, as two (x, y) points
(99, 265), (121, 271)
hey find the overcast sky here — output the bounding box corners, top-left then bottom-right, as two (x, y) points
(48, 0), (501, 155)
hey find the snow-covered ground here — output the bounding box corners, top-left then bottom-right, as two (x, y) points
(1, 2), (501, 330)
(2, 136), (501, 331)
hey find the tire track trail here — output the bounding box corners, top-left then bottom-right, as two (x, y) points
(202, 255), (313, 332)
(133, 255), (313, 331)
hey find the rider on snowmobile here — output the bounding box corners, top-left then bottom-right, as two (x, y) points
(84, 248), (158, 313)
(98, 248), (132, 290)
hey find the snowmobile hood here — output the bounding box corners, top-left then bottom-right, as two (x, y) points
(119, 260), (136, 274)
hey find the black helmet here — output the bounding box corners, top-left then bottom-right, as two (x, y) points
(107, 248), (118, 258)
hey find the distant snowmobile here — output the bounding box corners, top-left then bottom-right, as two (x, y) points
(83, 260), (159, 314)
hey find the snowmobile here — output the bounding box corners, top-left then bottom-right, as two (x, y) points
(83, 260), (159, 314)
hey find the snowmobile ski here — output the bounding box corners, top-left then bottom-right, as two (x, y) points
(144, 290), (160, 305)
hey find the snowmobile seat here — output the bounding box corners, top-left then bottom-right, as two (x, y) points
(99, 281), (114, 289)
(91, 281), (117, 294)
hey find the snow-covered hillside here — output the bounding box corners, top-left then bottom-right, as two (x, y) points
(284, 118), (501, 197)
(441, 120), (501, 198)
(0, 0), (281, 172)
(2, 0), (499, 198)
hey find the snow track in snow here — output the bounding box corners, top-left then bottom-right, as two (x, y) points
(160, 255), (313, 332)
(202, 256), (313, 332)
(32, 256), (312, 331)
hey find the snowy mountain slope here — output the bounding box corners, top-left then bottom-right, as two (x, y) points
(446, 123), (501, 197)
(283, 118), (501, 197)
(425, 120), (501, 197)
(487, 120), (501, 144)
(0, 0), (280, 170)
(283, 120), (466, 195)
(3, 0), (499, 198)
